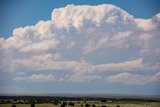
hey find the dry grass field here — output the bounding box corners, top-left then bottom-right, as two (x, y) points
(0, 102), (160, 107)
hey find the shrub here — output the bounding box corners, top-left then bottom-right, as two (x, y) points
(62, 102), (67, 105)
(11, 105), (16, 107)
(53, 99), (60, 105)
(61, 104), (65, 107)
(53, 102), (58, 105)
(92, 104), (96, 107)
(68, 102), (74, 106)
(85, 103), (91, 107)
(101, 99), (107, 102)
(31, 103), (35, 107)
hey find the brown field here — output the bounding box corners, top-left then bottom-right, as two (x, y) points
(0, 102), (160, 107)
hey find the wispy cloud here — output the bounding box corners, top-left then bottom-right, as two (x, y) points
(14, 74), (55, 82)
(106, 71), (160, 85)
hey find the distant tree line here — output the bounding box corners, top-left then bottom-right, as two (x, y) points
(0, 96), (159, 104)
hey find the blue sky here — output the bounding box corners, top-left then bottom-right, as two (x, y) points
(0, 0), (160, 38)
(0, 0), (160, 95)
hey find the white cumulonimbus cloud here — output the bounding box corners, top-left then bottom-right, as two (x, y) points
(0, 4), (160, 84)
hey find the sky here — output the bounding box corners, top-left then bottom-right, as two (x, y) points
(1, 0), (160, 38)
(0, 0), (160, 95)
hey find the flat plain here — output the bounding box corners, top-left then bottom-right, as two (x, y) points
(1, 102), (160, 107)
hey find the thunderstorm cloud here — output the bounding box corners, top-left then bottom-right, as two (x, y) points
(0, 4), (160, 84)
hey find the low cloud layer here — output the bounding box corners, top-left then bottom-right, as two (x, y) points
(106, 72), (160, 85)
(0, 4), (160, 84)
